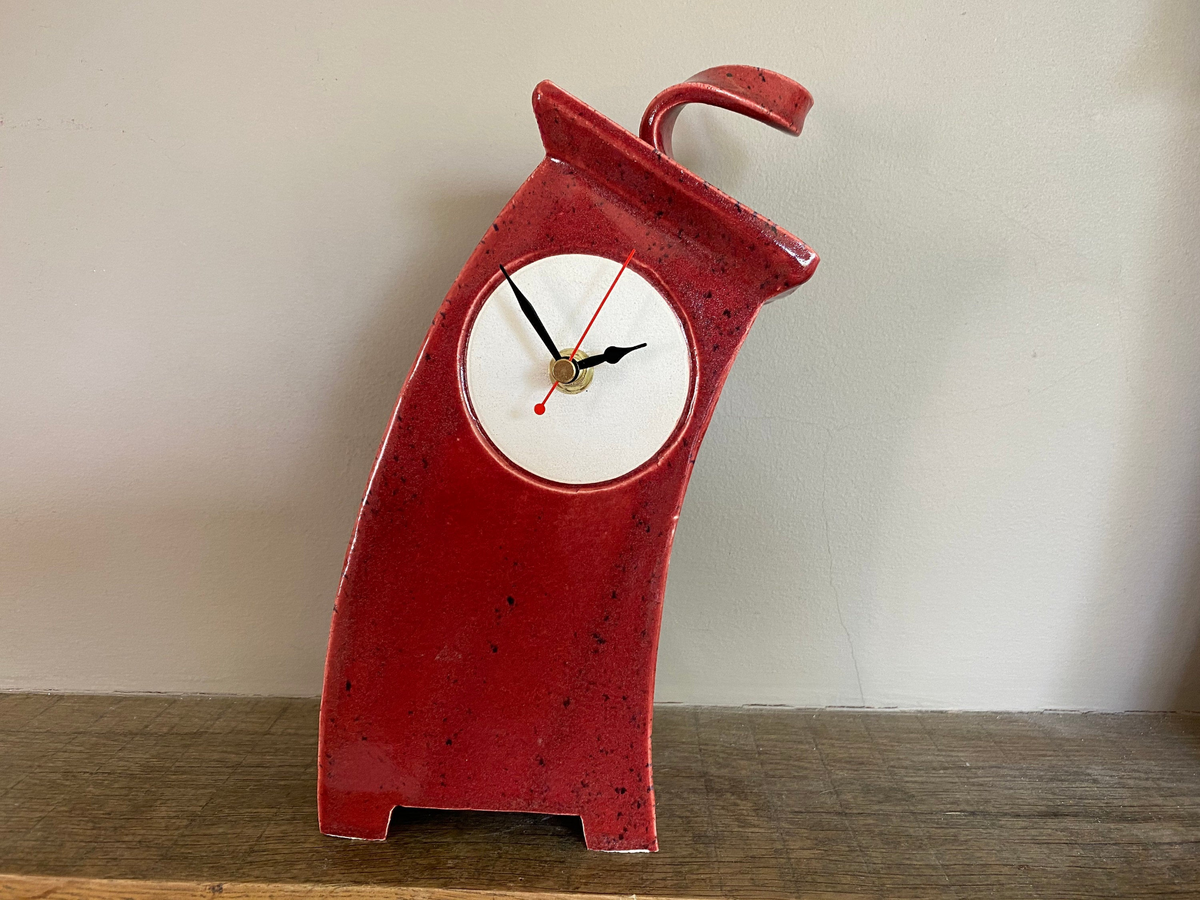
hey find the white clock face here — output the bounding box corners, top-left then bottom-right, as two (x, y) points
(464, 253), (692, 485)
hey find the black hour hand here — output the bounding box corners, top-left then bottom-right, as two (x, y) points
(500, 264), (561, 361)
(576, 343), (648, 369)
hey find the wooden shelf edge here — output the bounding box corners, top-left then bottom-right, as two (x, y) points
(0, 875), (705, 900)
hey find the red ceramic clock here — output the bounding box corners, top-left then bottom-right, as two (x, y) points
(319, 66), (819, 852)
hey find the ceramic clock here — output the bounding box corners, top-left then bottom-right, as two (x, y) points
(319, 66), (819, 852)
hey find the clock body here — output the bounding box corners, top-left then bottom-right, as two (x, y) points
(319, 70), (818, 852)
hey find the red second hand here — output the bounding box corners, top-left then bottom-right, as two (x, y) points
(534, 248), (636, 416)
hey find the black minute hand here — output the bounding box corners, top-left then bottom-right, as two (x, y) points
(500, 265), (561, 361)
(576, 343), (648, 369)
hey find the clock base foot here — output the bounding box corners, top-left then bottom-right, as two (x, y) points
(318, 788), (658, 852)
(317, 788), (394, 841)
(580, 808), (658, 853)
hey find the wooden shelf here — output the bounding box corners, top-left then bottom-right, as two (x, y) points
(0, 694), (1197, 899)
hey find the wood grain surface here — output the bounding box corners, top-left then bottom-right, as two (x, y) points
(0, 694), (1197, 898)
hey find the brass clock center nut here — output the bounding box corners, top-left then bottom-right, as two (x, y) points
(552, 358), (577, 383)
(550, 350), (594, 395)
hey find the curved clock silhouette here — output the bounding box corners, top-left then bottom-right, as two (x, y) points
(319, 67), (819, 852)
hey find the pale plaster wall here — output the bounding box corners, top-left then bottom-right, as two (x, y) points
(3, 1), (1199, 709)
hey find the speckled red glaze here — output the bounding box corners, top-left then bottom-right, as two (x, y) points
(319, 69), (818, 852)
(640, 65), (814, 158)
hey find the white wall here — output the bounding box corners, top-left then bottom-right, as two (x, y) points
(3, 1), (1198, 710)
